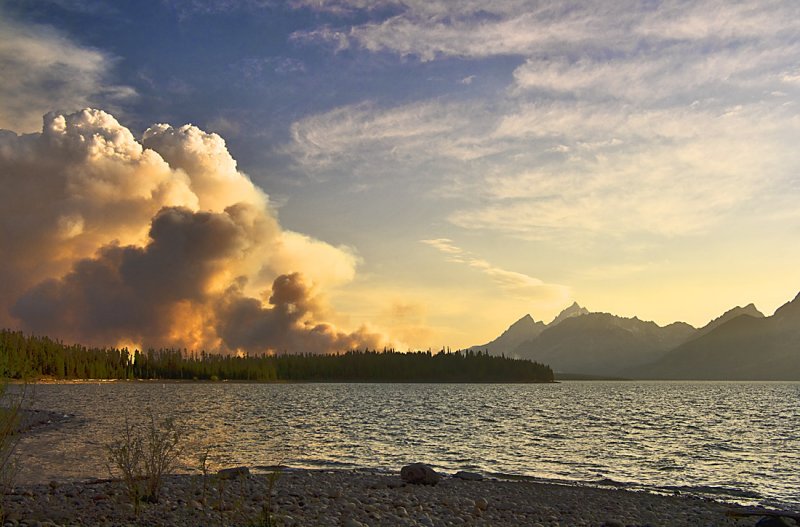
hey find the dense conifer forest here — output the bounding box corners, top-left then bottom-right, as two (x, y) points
(0, 329), (554, 383)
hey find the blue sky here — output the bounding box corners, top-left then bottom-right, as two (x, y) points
(1, 0), (799, 351)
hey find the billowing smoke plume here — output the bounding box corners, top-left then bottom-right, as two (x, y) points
(0, 109), (385, 353)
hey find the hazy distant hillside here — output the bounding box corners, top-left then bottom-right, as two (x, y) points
(470, 314), (546, 354)
(634, 293), (800, 380)
(469, 291), (800, 379)
(512, 313), (695, 376)
(696, 303), (764, 337)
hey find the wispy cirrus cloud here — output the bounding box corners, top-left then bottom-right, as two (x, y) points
(286, 94), (799, 239)
(0, 13), (135, 132)
(283, 100), (498, 185)
(295, 1), (800, 62)
(421, 238), (569, 302)
(511, 42), (800, 104)
(285, 0), (800, 242)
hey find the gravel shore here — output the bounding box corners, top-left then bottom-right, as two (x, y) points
(1, 468), (773, 527)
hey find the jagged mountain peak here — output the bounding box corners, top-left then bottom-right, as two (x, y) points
(549, 301), (589, 327)
(503, 313), (544, 336)
(512, 314), (536, 326)
(699, 302), (765, 335)
(469, 313), (545, 354)
(722, 303), (764, 319)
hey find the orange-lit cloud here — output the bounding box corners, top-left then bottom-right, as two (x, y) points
(0, 109), (385, 353)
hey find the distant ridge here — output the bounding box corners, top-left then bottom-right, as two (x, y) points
(512, 312), (695, 376)
(470, 290), (800, 380)
(633, 292), (800, 380)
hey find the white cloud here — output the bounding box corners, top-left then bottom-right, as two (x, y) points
(0, 14), (135, 132)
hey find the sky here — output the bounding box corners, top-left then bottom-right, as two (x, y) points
(1, 0), (799, 352)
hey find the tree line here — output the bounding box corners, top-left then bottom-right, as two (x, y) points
(0, 329), (554, 383)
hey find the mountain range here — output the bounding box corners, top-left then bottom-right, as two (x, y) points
(470, 292), (800, 380)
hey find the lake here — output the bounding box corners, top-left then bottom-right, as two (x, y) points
(14, 381), (800, 511)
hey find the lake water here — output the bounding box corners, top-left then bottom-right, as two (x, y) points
(15, 381), (800, 511)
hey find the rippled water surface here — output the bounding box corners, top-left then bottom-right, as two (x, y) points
(16, 381), (800, 510)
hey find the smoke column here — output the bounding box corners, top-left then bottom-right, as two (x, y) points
(0, 109), (385, 353)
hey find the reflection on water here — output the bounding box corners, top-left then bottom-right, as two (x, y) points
(15, 381), (800, 510)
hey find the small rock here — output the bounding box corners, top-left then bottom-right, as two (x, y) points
(400, 463), (441, 486)
(328, 487), (343, 498)
(453, 471), (483, 481)
(474, 497), (489, 511)
(217, 466), (250, 480)
(343, 518), (365, 527)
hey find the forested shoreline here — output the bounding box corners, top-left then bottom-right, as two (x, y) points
(0, 329), (554, 383)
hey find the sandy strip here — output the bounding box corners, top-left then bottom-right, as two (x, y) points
(1, 468), (779, 527)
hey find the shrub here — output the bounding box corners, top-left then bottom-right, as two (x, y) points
(141, 413), (182, 503)
(106, 417), (144, 513)
(106, 410), (183, 511)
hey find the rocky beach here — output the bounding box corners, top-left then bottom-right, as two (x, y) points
(2, 466), (788, 527)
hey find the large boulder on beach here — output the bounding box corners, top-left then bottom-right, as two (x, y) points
(400, 463), (441, 485)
